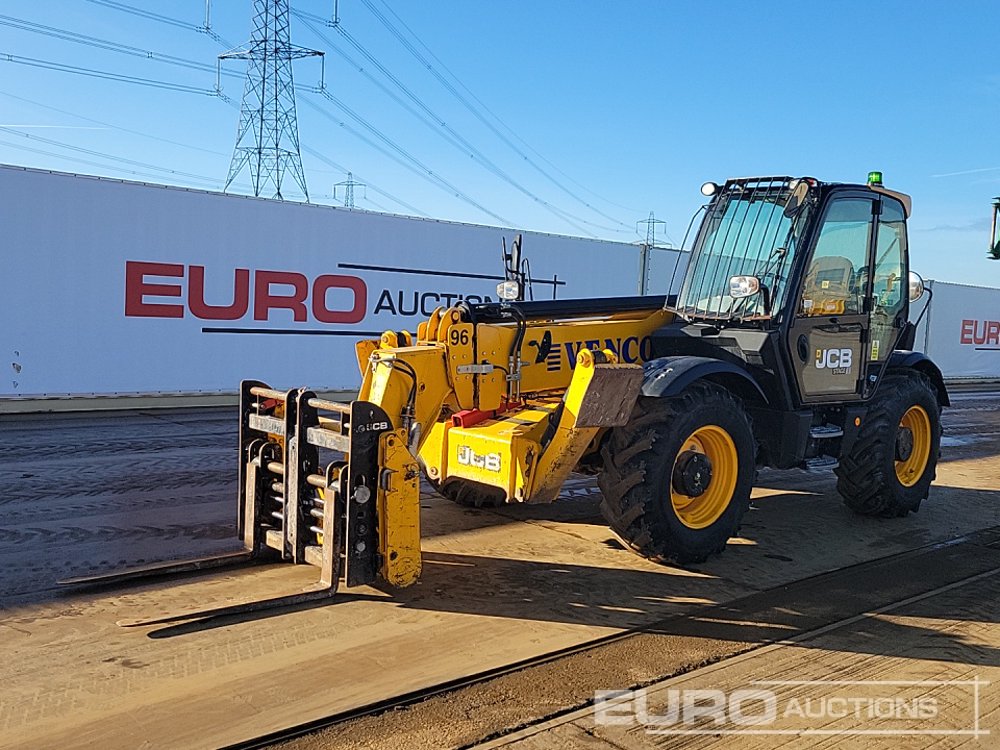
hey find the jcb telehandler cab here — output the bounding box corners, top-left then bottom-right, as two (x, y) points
(70, 174), (948, 622)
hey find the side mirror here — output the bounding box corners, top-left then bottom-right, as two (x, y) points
(729, 275), (761, 299)
(908, 271), (925, 302)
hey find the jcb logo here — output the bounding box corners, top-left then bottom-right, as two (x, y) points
(815, 348), (854, 371)
(457, 445), (502, 472)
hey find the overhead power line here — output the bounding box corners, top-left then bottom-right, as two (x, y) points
(0, 133), (227, 189)
(0, 89), (229, 158)
(300, 91), (510, 225)
(0, 89), (426, 219)
(0, 14), (229, 79)
(215, 90), (430, 217)
(20, 0), (536, 224)
(84, 0), (236, 47)
(358, 0), (642, 219)
(218, 90), (434, 217)
(0, 6), (426, 208)
(80, 0), (503, 223)
(0, 84), (425, 214)
(11, 0), (640, 234)
(358, 195), (394, 213)
(0, 52), (221, 97)
(295, 10), (619, 236)
(0, 63), (421, 209)
(79, 0), (615, 231)
(85, 0), (200, 31)
(373, 0), (639, 214)
(0, 135), (217, 186)
(0, 125), (223, 183)
(300, 143), (430, 217)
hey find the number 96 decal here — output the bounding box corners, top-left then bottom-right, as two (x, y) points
(448, 327), (471, 346)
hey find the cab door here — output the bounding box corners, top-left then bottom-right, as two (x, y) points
(863, 195), (908, 397)
(787, 193), (876, 403)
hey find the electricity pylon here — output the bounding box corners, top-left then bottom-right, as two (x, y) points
(334, 172), (366, 208)
(221, 0), (323, 200)
(637, 212), (667, 294)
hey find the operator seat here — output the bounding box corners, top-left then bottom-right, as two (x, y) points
(801, 255), (854, 316)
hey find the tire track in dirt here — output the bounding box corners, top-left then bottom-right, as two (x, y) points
(0, 522), (234, 546)
(0, 490), (230, 525)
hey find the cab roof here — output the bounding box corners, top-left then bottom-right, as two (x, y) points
(720, 175), (911, 218)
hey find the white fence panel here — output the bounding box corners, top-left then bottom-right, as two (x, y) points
(2, 166), (686, 398)
(919, 280), (1000, 379)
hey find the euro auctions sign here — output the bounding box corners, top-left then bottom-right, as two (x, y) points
(959, 318), (1000, 348)
(122, 262), (500, 326)
(125, 262), (370, 324)
(2, 166), (674, 398)
(916, 280), (1000, 379)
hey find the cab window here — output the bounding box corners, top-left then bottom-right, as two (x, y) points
(869, 197), (907, 360)
(799, 198), (873, 316)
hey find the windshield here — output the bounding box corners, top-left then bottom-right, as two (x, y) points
(677, 178), (811, 320)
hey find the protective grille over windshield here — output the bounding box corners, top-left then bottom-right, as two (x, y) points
(678, 177), (810, 320)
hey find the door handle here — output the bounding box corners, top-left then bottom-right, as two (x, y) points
(815, 322), (863, 333)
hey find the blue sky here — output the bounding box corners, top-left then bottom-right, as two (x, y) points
(1, 1), (999, 286)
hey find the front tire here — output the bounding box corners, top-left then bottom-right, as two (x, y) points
(836, 371), (941, 517)
(598, 383), (755, 565)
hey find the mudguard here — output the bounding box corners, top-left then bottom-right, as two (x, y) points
(640, 356), (768, 402)
(887, 350), (950, 406)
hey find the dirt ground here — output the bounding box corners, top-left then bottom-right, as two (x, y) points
(1, 389), (998, 749)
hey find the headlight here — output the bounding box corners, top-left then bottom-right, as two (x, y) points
(496, 280), (521, 301)
(729, 275), (761, 299)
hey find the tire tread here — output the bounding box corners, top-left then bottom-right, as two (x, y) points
(835, 371), (941, 517)
(598, 382), (754, 564)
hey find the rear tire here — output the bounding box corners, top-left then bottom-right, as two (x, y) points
(598, 383), (755, 565)
(433, 478), (506, 509)
(836, 371), (941, 517)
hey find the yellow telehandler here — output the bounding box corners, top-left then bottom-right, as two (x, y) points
(69, 174), (949, 622)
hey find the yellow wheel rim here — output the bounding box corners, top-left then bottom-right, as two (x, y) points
(896, 405), (932, 487)
(670, 425), (739, 529)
